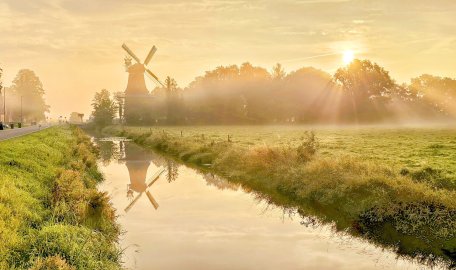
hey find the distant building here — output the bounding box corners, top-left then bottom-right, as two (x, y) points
(69, 112), (84, 124)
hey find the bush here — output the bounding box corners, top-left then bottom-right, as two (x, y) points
(296, 131), (319, 162)
(411, 167), (455, 190)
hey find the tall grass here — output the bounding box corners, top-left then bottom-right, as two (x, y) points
(105, 125), (456, 266)
(0, 126), (121, 269)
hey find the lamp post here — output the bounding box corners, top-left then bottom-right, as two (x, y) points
(20, 95), (23, 124)
(2, 87), (5, 122)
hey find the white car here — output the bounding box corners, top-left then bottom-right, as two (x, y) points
(0, 123), (10, 130)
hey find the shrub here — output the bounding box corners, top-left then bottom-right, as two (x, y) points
(411, 167), (455, 190)
(296, 131), (319, 162)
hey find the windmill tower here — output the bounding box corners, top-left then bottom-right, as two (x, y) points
(121, 43), (164, 124)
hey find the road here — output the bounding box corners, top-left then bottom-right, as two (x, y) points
(0, 124), (53, 142)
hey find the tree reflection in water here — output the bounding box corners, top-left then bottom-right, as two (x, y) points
(202, 173), (239, 191)
(165, 160), (179, 183)
(98, 140), (121, 166)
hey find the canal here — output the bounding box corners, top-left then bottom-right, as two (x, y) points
(96, 138), (432, 270)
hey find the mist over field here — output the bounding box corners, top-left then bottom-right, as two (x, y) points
(142, 61), (456, 125)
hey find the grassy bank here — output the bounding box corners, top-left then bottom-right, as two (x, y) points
(104, 125), (456, 266)
(0, 126), (120, 269)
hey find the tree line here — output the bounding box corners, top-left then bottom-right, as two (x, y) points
(91, 59), (456, 126)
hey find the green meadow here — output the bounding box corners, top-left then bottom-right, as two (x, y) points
(0, 127), (121, 269)
(104, 125), (456, 266)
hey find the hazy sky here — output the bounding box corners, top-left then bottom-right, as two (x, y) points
(1, 0), (455, 118)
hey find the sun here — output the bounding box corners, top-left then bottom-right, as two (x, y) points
(343, 50), (355, 65)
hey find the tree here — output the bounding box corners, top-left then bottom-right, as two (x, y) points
(272, 63), (286, 80)
(10, 69), (50, 122)
(165, 76), (180, 124)
(334, 59), (397, 121)
(282, 67), (335, 122)
(334, 59), (396, 101)
(126, 60), (456, 124)
(91, 89), (117, 127)
(0, 66), (3, 123)
(239, 62), (270, 81)
(165, 76), (178, 93)
(408, 74), (456, 115)
(114, 91), (125, 122)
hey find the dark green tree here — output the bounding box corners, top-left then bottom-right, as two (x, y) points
(91, 89), (117, 127)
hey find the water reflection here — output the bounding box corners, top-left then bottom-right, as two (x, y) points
(123, 142), (151, 193)
(99, 140), (181, 212)
(202, 173), (239, 191)
(98, 139), (121, 166)
(95, 138), (446, 270)
(165, 160), (179, 183)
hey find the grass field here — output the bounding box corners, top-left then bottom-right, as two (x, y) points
(104, 124), (456, 266)
(0, 126), (121, 269)
(109, 125), (456, 188)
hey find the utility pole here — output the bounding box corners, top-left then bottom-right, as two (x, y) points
(20, 96), (23, 124)
(3, 87), (5, 122)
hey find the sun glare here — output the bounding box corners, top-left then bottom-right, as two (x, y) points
(343, 50), (355, 65)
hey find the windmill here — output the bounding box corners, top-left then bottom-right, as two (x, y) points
(121, 43), (164, 124)
(122, 43), (164, 90)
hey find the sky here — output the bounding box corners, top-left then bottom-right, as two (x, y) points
(0, 0), (455, 119)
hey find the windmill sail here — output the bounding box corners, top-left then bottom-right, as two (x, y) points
(122, 43), (141, 64)
(125, 192), (143, 213)
(146, 68), (164, 87)
(144, 46), (157, 65)
(146, 191), (159, 209)
(124, 167), (165, 213)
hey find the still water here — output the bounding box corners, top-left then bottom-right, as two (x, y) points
(96, 138), (431, 270)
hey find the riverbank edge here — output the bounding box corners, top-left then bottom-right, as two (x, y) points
(0, 126), (121, 269)
(101, 125), (455, 267)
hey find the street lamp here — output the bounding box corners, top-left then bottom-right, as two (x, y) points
(2, 86), (5, 122)
(20, 95), (23, 125)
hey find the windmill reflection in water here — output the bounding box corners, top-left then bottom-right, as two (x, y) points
(119, 142), (167, 212)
